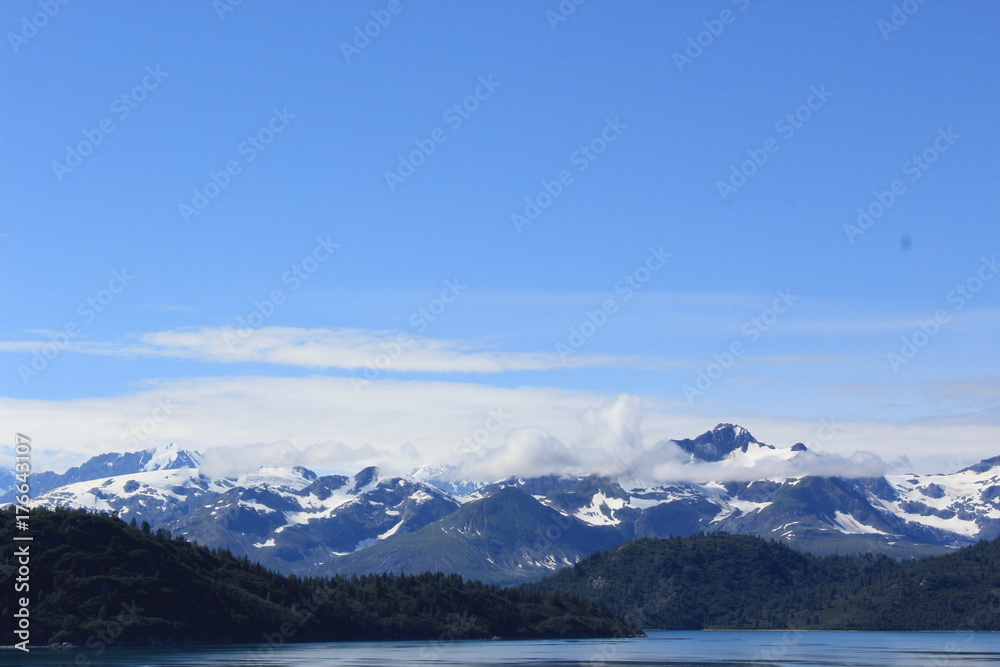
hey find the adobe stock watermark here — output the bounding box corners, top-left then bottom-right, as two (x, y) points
(341, 0), (408, 63)
(52, 65), (169, 182)
(223, 235), (339, 348)
(802, 417), (840, 450)
(586, 629), (636, 665)
(672, 0), (751, 73)
(716, 85), (832, 202)
(120, 397), (176, 447)
(454, 408), (509, 458)
(270, 439), (304, 469)
(511, 117), (628, 234)
(244, 586), (333, 664)
(545, 0), (586, 30)
(556, 246), (670, 361)
(384, 76), (501, 192)
(179, 108), (295, 224)
(7, 0), (69, 54)
(417, 611), (481, 662)
(887, 255), (998, 372)
(213, 0), (246, 21)
(878, 0), (930, 41)
(683, 288), (798, 402)
(350, 278), (466, 394)
(74, 601), (146, 665)
(843, 127), (958, 244)
(12, 433), (32, 653)
(17, 268), (134, 384)
(752, 631), (806, 662)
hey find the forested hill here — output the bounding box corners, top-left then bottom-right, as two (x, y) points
(0, 509), (640, 647)
(526, 533), (1000, 631)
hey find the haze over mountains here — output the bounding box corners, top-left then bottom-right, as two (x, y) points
(6, 425), (999, 585)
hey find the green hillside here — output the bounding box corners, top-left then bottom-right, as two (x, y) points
(527, 533), (1000, 630)
(0, 508), (640, 646)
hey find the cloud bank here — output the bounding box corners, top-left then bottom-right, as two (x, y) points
(2, 377), (996, 482)
(448, 395), (891, 484)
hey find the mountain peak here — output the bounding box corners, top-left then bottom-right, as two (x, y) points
(712, 423), (761, 442)
(674, 424), (763, 462)
(142, 443), (203, 472)
(235, 465), (318, 491)
(350, 466), (380, 492)
(957, 455), (1000, 475)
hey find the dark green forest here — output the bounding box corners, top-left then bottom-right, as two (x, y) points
(0, 509), (640, 647)
(6, 509), (998, 646)
(527, 533), (1000, 630)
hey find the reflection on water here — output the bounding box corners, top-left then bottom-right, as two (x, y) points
(2, 630), (1000, 666)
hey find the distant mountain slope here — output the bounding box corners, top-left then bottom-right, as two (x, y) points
(871, 460), (1000, 543)
(0, 468), (14, 497)
(319, 487), (623, 585)
(172, 466), (461, 574)
(713, 475), (957, 557)
(0, 508), (640, 646)
(528, 532), (1000, 631)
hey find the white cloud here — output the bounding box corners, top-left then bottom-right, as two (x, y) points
(0, 376), (613, 475)
(1, 377), (997, 481)
(0, 326), (671, 374)
(200, 439), (381, 479)
(457, 427), (580, 482)
(643, 445), (889, 483)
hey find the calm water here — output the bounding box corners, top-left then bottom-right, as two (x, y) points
(3, 631), (1000, 666)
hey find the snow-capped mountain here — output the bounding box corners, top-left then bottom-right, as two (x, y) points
(673, 422), (769, 462)
(12, 445), (460, 575)
(171, 465), (460, 573)
(0, 442), (203, 504)
(869, 456), (1000, 543)
(7, 425), (1000, 583)
(408, 463), (481, 499)
(33, 465), (226, 525)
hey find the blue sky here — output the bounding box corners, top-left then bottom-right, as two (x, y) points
(2, 0), (998, 476)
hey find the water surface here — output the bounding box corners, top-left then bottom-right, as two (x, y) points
(3, 630), (999, 666)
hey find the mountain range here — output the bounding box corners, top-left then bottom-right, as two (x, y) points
(5, 425), (999, 584)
